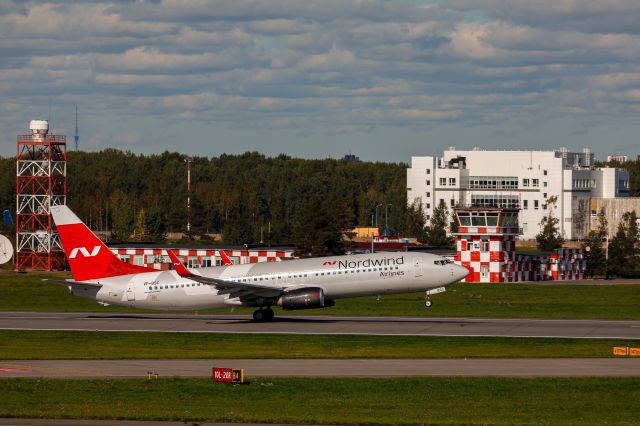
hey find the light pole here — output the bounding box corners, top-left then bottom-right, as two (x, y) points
(185, 156), (192, 233)
(605, 236), (609, 279)
(375, 204), (383, 229)
(371, 214), (375, 253)
(384, 203), (392, 236)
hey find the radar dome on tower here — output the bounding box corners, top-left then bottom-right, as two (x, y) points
(29, 120), (49, 142)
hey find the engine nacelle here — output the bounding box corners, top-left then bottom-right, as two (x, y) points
(277, 287), (335, 310)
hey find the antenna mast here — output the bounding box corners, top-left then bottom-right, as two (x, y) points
(74, 105), (79, 151)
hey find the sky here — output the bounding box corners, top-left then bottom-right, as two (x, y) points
(1, 0), (639, 162)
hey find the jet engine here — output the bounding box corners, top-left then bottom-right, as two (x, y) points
(277, 287), (335, 310)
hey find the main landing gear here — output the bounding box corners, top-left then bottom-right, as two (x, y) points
(424, 293), (433, 308)
(252, 307), (275, 322)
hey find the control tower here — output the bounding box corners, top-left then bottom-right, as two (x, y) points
(452, 206), (521, 282)
(15, 120), (67, 270)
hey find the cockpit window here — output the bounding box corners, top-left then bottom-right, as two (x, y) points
(433, 259), (451, 265)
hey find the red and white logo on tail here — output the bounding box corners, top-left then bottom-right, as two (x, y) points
(51, 205), (156, 282)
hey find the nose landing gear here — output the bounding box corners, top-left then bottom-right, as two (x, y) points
(252, 307), (275, 322)
(424, 295), (433, 308)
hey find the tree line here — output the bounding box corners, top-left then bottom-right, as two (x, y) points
(0, 150), (425, 256)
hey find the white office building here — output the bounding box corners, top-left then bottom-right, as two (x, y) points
(407, 148), (630, 240)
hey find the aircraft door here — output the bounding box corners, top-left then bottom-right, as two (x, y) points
(480, 265), (489, 283)
(126, 283), (136, 301)
(413, 259), (423, 278)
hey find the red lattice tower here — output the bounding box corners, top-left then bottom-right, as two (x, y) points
(15, 120), (67, 271)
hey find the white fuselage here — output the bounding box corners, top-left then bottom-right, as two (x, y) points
(69, 252), (467, 310)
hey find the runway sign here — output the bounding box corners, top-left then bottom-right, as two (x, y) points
(630, 348), (640, 357)
(212, 367), (244, 383)
(613, 347), (628, 356)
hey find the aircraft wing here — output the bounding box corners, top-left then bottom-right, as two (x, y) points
(167, 250), (282, 295)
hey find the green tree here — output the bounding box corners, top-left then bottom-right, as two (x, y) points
(582, 208), (607, 278)
(134, 209), (149, 241)
(293, 190), (354, 258)
(536, 196), (564, 251)
(574, 199), (588, 240)
(111, 210), (134, 241)
(424, 200), (454, 248)
(145, 210), (167, 243)
(405, 199), (427, 243)
(608, 211), (639, 278)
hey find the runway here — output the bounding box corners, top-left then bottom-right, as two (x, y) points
(1, 311), (639, 339)
(1, 358), (638, 378)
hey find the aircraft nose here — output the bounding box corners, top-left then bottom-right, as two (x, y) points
(454, 264), (469, 282)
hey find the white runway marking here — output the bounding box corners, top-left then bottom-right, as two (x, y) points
(0, 326), (638, 340)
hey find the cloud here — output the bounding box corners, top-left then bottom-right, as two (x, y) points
(1, 0), (640, 159)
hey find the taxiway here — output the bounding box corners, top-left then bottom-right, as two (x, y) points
(0, 311), (639, 339)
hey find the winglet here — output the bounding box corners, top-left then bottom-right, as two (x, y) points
(218, 250), (233, 266)
(166, 250), (193, 277)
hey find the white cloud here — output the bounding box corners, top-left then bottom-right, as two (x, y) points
(1, 0), (640, 159)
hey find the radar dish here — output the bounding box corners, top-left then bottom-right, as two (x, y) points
(0, 235), (13, 265)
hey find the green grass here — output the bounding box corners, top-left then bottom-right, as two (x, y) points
(1, 271), (639, 319)
(1, 330), (637, 360)
(0, 377), (638, 425)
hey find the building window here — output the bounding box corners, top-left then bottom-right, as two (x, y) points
(450, 199), (455, 207)
(426, 192), (430, 197)
(187, 256), (199, 268)
(133, 255), (144, 266)
(522, 178), (530, 187)
(426, 215), (430, 220)
(201, 258), (212, 267)
(523, 200), (528, 209)
(471, 194), (519, 208)
(532, 179), (539, 187)
(426, 180), (431, 186)
(543, 170), (547, 176)
(439, 199), (444, 206)
(449, 178), (456, 186)
(468, 176), (518, 189)
(481, 239), (489, 252)
(426, 169), (430, 174)
(543, 193), (547, 198)
(439, 178), (446, 186)
(534, 200), (539, 210)
(426, 203), (430, 209)
(543, 181), (547, 187)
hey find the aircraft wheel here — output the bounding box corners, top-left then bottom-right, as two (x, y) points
(425, 298), (433, 308)
(264, 308), (275, 321)
(252, 309), (264, 322)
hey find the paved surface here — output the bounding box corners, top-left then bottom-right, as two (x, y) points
(0, 358), (640, 379)
(0, 420), (288, 426)
(0, 358), (638, 378)
(1, 311), (639, 339)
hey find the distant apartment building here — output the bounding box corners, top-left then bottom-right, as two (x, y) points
(407, 147), (630, 240)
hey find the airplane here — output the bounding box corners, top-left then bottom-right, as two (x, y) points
(51, 204), (469, 321)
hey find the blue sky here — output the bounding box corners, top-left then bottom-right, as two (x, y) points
(1, 0), (639, 162)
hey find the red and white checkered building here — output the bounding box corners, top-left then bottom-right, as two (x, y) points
(452, 206), (586, 282)
(452, 207), (521, 282)
(108, 244), (294, 270)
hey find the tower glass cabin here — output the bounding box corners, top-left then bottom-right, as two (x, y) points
(452, 206), (521, 283)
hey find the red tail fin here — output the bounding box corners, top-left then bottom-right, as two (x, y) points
(166, 250), (194, 277)
(51, 205), (156, 281)
(218, 250), (233, 266)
